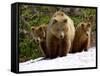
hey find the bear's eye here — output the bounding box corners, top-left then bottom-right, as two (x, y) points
(53, 19), (57, 24)
(81, 23), (85, 28)
(61, 13), (63, 16)
(63, 19), (67, 23)
(87, 23), (91, 27)
(31, 27), (35, 32)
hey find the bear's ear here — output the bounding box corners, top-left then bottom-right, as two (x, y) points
(39, 27), (43, 31)
(87, 23), (91, 27)
(63, 19), (67, 23)
(31, 26), (35, 31)
(53, 19), (57, 24)
(81, 23), (85, 28)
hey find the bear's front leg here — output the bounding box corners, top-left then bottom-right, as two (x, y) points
(84, 38), (90, 51)
(47, 37), (58, 59)
(40, 41), (49, 58)
(59, 38), (71, 57)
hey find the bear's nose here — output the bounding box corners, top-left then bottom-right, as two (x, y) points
(36, 39), (39, 43)
(59, 32), (64, 39)
(86, 33), (88, 36)
(35, 38), (40, 43)
(86, 31), (89, 36)
(60, 35), (64, 39)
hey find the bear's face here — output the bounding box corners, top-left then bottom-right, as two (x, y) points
(81, 22), (91, 37)
(49, 11), (68, 39)
(31, 26), (46, 43)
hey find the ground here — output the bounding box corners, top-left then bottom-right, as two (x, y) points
(19, 47), (96, 71)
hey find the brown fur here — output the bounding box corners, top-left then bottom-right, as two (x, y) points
(31, 24), (49, 58)
(46, 11), (75, 58)
(71, 22), (91, 53)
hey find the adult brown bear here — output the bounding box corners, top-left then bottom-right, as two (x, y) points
(71, 21), (91, 53)
(46, 11), (75, 58)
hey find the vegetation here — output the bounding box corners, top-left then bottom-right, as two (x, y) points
(19, 4), (96, 62)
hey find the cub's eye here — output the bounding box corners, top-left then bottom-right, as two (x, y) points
(31, 27), (35, 32)
(53, 19), (57, 24)
(63, 19), (67, 23)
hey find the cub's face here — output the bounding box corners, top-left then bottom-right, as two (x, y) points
(31, 26), (46, 43)
(81, 22), (91, 37)
(49, 11), (68, 39)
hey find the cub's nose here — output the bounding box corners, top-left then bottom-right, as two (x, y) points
(36, 39), (39, 43)
(86, 31), (89, 36)
(35, 38), (40, 44)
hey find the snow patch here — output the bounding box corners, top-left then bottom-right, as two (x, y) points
(19, 47), (96, 71)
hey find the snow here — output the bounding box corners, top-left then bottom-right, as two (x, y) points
(19, 47), (96, 71)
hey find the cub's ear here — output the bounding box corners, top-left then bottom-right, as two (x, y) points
(87, 23), (91, 27)
(31, 26), (35, 31)
(39, 27), (43, 31)
(81, 23), (85, 28)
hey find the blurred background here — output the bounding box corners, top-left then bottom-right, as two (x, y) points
(19, 4), (96, 62)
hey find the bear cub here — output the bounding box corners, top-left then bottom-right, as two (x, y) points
(71, 21), (91, 53)
(31, 24), (49, 58)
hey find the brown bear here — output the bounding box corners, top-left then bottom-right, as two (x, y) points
(46, 11), (75, 58)
(31, 24), (49, 58)
(70, 21), (91, 53)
